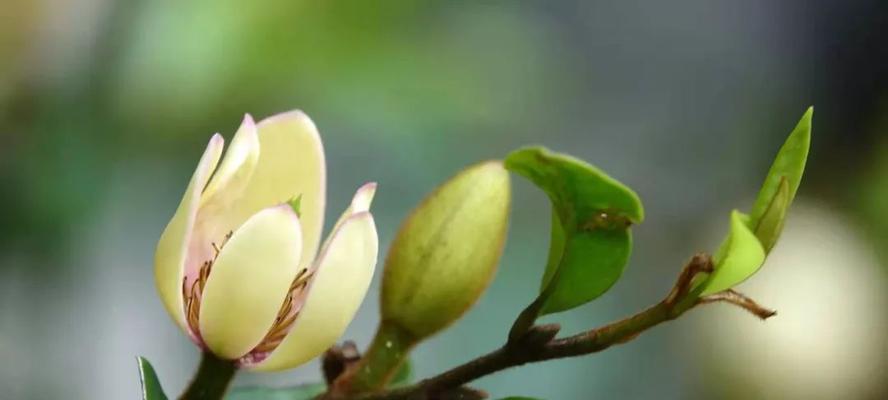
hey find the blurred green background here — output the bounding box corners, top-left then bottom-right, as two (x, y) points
(1, 1), (886, 399)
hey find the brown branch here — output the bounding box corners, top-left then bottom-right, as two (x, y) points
(320, 253), (774, 400)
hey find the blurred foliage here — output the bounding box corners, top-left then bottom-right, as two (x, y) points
(1, 0), (562, 256)
(2, 0), (888, 399)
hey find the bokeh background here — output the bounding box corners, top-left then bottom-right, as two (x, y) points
(2, 1), (887, 399)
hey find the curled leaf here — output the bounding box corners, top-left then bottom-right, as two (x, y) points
(700, 211), (766, 296)
(505, 146), (643, 315)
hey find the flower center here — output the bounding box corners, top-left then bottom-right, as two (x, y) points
(181, 230), (315, 358)
(250, 267), (314, 354)
(182, 231), (233, 337)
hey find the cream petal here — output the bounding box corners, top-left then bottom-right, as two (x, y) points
(198, 205), (304, 359)
(186, 116), (260, 287)
(229, 111), (326, 270)
(348, 182), (377, 213)
(154, 134), (224, 334)
(201, 115), (260, 202)
(322, 182), (376, 250)
(251, 212), (378, 371)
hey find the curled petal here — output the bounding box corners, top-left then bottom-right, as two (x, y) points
(252, 211), (378, 371)
(187, 116), (260, 287)
(348, 182), (377, 213)
(323, 182), (376, 250)
(154, 134), (223, 334)
(201, 115), (260, 202)
(199, 205), (304, 359)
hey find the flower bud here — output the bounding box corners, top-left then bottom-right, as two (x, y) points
(381, 161), (511, 339)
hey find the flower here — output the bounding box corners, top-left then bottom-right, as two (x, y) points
(154, 111), (378, 371)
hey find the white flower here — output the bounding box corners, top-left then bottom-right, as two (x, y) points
(154, 111), (378, 371)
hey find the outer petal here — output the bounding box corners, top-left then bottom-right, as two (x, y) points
(322, 182), (376, 250)
(187, 116), (260, 286)
(199, 205), (304, 359)
(154, 134), (223, 333)
(252, 190), (378, 371)
(225, 111), (326, 270)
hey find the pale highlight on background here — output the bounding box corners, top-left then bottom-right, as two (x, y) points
(695, 202), (888, 400)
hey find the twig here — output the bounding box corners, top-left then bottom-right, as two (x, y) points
(700, 289), (777, 320)
(320, 253), (774, 400)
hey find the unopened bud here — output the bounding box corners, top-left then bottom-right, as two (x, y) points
(381, 161), (511, 339)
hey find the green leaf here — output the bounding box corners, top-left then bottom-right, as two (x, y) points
(505, 146), (643, 315)
(700, 210), (766, 296)
(695, 109), (813, 296)
(748, 107), (812, 231)
(225, 383), (326, 400)
(540, 208), (566, 290)
(753, 177), (790, 253)
(137, 357), (168, 400)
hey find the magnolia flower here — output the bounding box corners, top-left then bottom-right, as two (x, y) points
(154, 111), (378, 371)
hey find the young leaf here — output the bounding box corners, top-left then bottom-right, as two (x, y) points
(137, 357), (168, 400)
(753, 177), (790, 253)
(505, 147), (643, 315)
(700, 211), (766, 296)
(748, 107), (812, 229)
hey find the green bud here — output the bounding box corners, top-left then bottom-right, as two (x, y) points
(381, 161), (511, 339)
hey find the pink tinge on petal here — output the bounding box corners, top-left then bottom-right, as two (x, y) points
(181, 115), (263, 347)
(177, 133), (224, 344)
(185, 115), (260, 290)
(350, 182), (377, 213)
